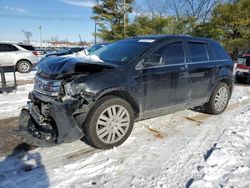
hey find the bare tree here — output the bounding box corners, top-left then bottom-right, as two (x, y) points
(21, 30), (32, 44)
(50, 37), (59, 46)
(139, 0), (171, 17)
(170, 0), (221, 22)
(139, 0), (221, 22)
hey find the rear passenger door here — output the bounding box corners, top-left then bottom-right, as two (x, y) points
(185, 41), (213, 106)
(138, 41), (189, 118)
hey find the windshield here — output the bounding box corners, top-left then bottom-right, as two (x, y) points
(87, 44), (104, 54)
(90, 39), (154, 64)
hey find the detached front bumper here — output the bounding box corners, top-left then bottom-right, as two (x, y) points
(17, 92), (84, 147)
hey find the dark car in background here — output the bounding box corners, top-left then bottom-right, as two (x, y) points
(235, 54), (250, 83)
(18, 35), (234, 149)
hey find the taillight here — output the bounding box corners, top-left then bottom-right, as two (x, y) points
(236, 64), (250, 69)
(32, 51), (38, 56)
(237, 64), (245, 69)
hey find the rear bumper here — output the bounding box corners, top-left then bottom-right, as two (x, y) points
(17, 92), (84, 146)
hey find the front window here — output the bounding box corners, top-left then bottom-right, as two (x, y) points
(90, 39), (153, 65)
(142, 42), (185, 67)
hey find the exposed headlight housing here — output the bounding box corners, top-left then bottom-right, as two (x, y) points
(64, 82), (85, 96)
(64, 82), (93, 98)
(34, 76), (62, 97)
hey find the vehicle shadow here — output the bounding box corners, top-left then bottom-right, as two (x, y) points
(235, 77), (250, 86)
(190, 106), (207, 114)
(0, 143), (49, 188)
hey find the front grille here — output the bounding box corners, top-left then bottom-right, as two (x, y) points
(34, 75), (62, 97)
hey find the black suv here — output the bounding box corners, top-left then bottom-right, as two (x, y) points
(18, 35), (234, 149)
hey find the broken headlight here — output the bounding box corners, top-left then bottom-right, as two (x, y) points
(34, 76), (62, 97)
(64, 82), (93, 98)
(64, 82), (85, 96)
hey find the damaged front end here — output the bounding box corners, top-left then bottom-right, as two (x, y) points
(17, 56), (115, 146)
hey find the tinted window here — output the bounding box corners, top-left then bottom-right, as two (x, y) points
(163, 42), (185, 64)
(188, 42), (208, 62)
(18, 44), (35, 51)
(207, 45), (216, 60)
(210, 42), (229, 60)
(0, 44), (18, 52)
(144, 42), (185, 65)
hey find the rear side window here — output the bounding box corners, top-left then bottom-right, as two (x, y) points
(18, 44), (35, 51)
(210, 42), (229, 60)
(0, 44), (18, 52)
(188, 42), (208, 62)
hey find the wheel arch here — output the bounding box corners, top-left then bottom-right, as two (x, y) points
(96, 90), (140, 119)
(219, 78), (233, 98)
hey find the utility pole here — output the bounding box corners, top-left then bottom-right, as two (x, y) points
(123, 0), (126, 37)
(94, 0), (99, 44)
(94, 21), (97, 44)
(79, 34), (83, 45)
(119, 0), (130, 37)
(39, 26), (42, 48)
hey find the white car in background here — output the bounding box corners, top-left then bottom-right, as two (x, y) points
(0, 43), (38, 73)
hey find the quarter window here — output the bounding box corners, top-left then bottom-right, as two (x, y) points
(188, 42), (208, 62)
(210, 42), (229, 60)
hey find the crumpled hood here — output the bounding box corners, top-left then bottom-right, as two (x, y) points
(37, 56), (116, 79)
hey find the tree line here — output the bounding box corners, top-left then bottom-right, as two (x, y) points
(92, 0), (250, 52)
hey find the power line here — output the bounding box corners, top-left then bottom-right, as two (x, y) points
(0, 8), (90, 15)
(0, 14), (91, 22)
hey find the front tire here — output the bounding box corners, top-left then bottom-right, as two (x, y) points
(16, 60), (32, 73)
(204, 82), (230, 115)
(84, 96), (134, 149)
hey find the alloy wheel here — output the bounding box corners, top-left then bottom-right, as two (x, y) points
(96, 105), (130, 144)
(214, 87), (229, 112)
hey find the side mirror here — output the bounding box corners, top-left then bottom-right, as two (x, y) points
(142, 54), (162, 67)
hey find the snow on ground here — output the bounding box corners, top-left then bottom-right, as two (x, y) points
(0, 82), (250, 187)
(0, 84), (33, 119)
(191, 107), (250, 187)
(0, 71), (35, 119)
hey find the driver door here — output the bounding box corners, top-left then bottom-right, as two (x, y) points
(138, 41), (190, 118)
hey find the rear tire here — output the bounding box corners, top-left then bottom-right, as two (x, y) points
(17, 60), (32, 73)
(204, 82), (230, 115)
(84, 96), (134, 149)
